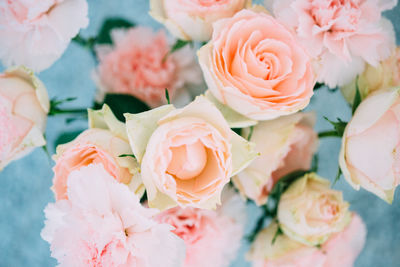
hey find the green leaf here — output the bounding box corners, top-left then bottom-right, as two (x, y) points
(247, 126), (254, 141)
(352, 77), (362, 115)
(119, 154), (136, 159)
(54, 130), (84, 149)
(96, 17), (135, 44)
(333, 167), (342, 187)
(323, 116), (348, 137)
(165, 89), (170, 104)
(170, 39), (191, 54)
(231, 128), (242, 136)
(95, 93), (150, 122)
(271, 225), (283, 245)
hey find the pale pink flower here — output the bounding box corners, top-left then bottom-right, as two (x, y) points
(0, 67), (49, 170)
(339, 87), (400, 203)
(248, 213), (366, 267)
(41, 163), (186, 267)
(156, 187), (246, 267)
(269, 0), (397, 87)
(0, 0), (89, 72)
(94, 27), (202, 107)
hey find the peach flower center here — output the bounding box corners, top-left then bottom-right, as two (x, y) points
(167, 141), (208, 180)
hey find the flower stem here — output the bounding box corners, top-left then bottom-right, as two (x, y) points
(49, 108), (88, 116)
(318, 130), (341, 138)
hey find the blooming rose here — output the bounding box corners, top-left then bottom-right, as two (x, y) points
(341, 47), (400, 103)
(339, 87), (400, 203)
(233, 112), (318, 205)
(248, 213), (366, 267)
(0, 0), (89, 72)
(93, 26), (202, 107)
(125, 96), (256, 210)
(0, 66), (49, 170)
(149, 0), (251, 41)
(278, 173), (351, 246)
(198, 8), (314, 121)
(41, 164), (186, 267)
(269, 0), (397, 88)
(53, 105), (144, 200)
(156, 187), (246, 267)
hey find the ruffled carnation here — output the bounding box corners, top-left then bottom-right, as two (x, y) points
(270, 0), (397, 87)
(41, 163), (186, 267)
(156, 188), (246, 267)
(94, 26), (202, 107)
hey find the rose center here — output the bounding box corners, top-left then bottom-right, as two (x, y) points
(167, 141), (207, 180)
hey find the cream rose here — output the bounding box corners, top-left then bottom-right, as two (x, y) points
(0, 66), (49, 170)
(52, 105), (144, 200)
(277, 173), (351, 246)
(248, 213), (366, 267)
(339, 87), (400, 203)
(233, 112), (318, 205)
(341, 47), (400, 103)
(125, 96), (256, 210)
(149, 0), (251, 42)
(198, 8), (314, 121)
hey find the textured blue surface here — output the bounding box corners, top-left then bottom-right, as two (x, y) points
(0, 1), (399, 266)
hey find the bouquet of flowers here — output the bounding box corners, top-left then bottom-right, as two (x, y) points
(0, 0), (399, 266)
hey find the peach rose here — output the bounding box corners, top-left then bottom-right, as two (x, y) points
(42, 164), (186, 267)
(53, 105), (144, 200)
(341, 47), (400, 103)
(198, 8), (314, 121)
(125, 96), (256, 210)
(248, 213), (366, 267)
(339, 87), (400, 203)
(0, 0), (88, 72)
(0, 66), (49, 170)
(278, 173), (351, 246)
(270, 0), (396, 88)
(93, 26), (202, 108)
(233, 112), (318, 205)
(156, 187), (246, 267)
(149, 0), (251, 41)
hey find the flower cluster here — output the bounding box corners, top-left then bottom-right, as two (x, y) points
(0, 0), (399, 266)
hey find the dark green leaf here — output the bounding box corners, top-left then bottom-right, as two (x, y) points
(231, 128), (242, 136)
(119, 154), (136, 159)
(313, 82), (325, 91)
(96, 18), (135, 44)
(165, 89), (170, 104)
(271, 225), (283, 245)
(247, 126), (254, 141)
(352, 78), (362, 115)
(323, 116), (348, 137)
(54, 130), (84, 149)
(333, 167), (342, 187)
(96, 93), (150, 122)
(170, 39), (191, 54)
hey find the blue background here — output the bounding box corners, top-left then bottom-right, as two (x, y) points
(0, 1), (399, 266)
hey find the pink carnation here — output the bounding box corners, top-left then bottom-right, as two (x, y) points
(41, 163), (186, 267)
(156, 188), (246, 267)
(0, 0), (89, 72)
(269, 0), (397, 87)
(94, 27), (202, 107)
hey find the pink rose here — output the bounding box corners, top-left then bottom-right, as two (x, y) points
(270, 0), (397, 87)
(233, 112), (318, 205)
(93, 26), (202, 107)
(248, 213), (366, 267)
(42, 163), (186, 267)
(125, 96), (256, 210)
(198, 8), (315, 121)
(53, 105), (144, 200)
(0, 67), (49, 170)
(156, 187), (246, 267)
(149, 0), (251, 41)
(339, 87), (400, 203)
(278, 173), (351, 246)
(0, 0), (89, 72)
